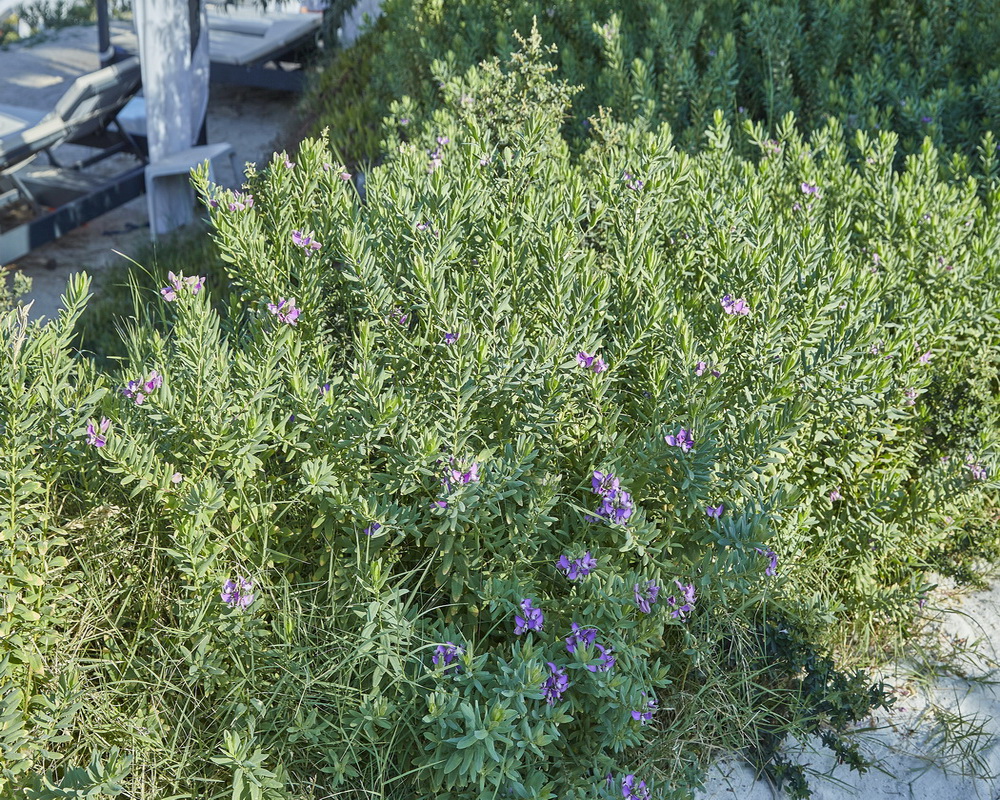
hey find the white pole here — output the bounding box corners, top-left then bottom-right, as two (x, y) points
(135, 0), (209, 237)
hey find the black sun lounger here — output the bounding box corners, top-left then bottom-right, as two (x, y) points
(205, 10), (323, 92)
(0, 56), (145, 264)
(107, 9), (323, 93)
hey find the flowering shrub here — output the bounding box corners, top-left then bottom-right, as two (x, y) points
(308, 0), (1000, 162)
(3, 31), (999, 800)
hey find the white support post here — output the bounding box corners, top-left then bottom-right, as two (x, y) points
(135, 0), (210, 238)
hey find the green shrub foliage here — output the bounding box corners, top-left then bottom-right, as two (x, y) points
(308, 0), (1000, 162)
(3, 34), (999, 800)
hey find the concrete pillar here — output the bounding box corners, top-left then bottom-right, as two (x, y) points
(135, 0), (209, 237)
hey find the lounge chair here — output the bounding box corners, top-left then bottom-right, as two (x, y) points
(0, 57), (145, 264)
(205, 7), (323, 91)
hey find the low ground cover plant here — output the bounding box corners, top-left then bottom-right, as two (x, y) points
(3, 34), (998, 799)
(306, 0), (1000, 163)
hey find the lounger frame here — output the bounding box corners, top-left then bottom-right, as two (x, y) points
(0, 58), (146, 264)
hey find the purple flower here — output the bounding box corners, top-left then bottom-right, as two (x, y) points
(918, 350), (933, 364)
(399, 117), (410, 126)
(664, 428), (695, 452)
(144, 370), (163, 393)
(392, 308), (409, 326)
(921, 115), (933, 123)
(416, 222), (429, 232)
(541, 662), (569, 705)
(339, 171), (352, 181)
(171, 472), (184, 484)
(565, 622), (598, 654)
(721, 294), (751, 316)
(228, 192), (253, 212)
(448, 458), (479, 485)
(623, 172), (644, 191)
(320, 383), (331, 395)
(706, 504), (724, 519)
(364, 522), (382, 536)
(966, 456), (988, 481)
(443, 332), (459, 344)
(284, 158), (295, 169)
(903, 388), (917, 406)
(221, 576), (254, 609)
(800, 182), (819, 195)
(292, 230), (322, 254)
(123, 370), (163, 405)
(634, 580), (659, 614)
(695, 361), (708, 376)
(432, 641), (463, 669)
(830, 487), (842, 502)
(85, 417), (111, 447)
(631, 693), (658, 725)
(666, 579), (696, 619)
(432, 500), (449, 509)
(122, 380), (144, 405)
(576, 351), (607, 373)
(585, 641), (616, 673)
(593, 489), (634, 524)
(436, 136), (450, 146)
(622, 774), (652, 800)
(160, 271), (205, 300)
(514, 598), (544, 634)
(587, 472), (634, 525)
(591, 470), (620, 496)
(268, 297), (301, 325)
(159, 271), (182, 301)
(557, 552), (597, 581)
(755, 547), (779, 577)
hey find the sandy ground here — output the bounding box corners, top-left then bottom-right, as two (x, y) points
(0, 21), (300, 320)
(697, 576), (1000, 800)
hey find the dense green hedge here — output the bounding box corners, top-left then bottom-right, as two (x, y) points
(307, 0), (1000, 163)
(3, 33), (998, 799)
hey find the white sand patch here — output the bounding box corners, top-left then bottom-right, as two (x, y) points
(699, 577), (1000, 799)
